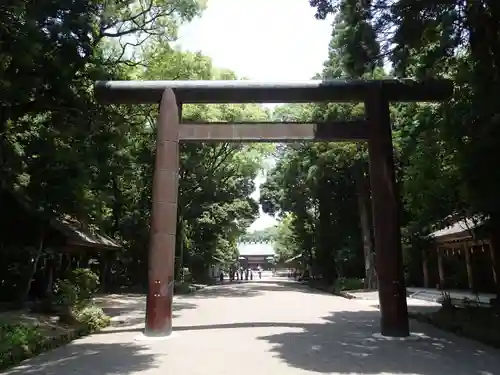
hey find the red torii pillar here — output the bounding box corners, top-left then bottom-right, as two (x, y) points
(144, 89), (181, 336)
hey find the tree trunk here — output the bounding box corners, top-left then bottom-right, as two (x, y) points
(112, 176), (121, 235)
(488, 215), (500, 299)
(355, 167), (377, 289)
(176, 218), (185, 282)
(422, 248), (430, 288)
(99, 252), (109, 292)
(315, 180), (336, 283)
(44, 255), (56, 297)
(19, 232), (44, 305)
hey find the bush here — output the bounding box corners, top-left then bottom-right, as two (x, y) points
(0, 323), (44, 370)
(53, 268), (101, 322)
(0, 270), (110, 371)
(75, 305), (110, 332)
(0, 314), (110, 371)
(54, 268), (99, 307)
(54, 279), (79, 308)
(67, 268), (100, 305)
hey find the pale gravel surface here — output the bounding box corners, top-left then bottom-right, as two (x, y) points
(3, 278), (500, 375)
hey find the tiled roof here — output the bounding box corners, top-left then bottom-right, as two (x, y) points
(237, 242), (275, 256)
(50, 216), (121, 249)
(1, 189), (121, 250)
(429, 217), (483, 241)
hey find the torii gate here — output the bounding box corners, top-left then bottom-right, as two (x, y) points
(94, 79), (452, 338)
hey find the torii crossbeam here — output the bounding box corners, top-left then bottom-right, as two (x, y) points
(94, 79), (453, 338)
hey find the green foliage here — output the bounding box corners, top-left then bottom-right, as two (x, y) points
(2, 0), (500, 355)
(274, 214), (299, 264)
(0, 323), (45, 370)
(0, 316), (110, 371)
(261, 141), (365, 282)
(260, 1), (382, 284)
(0, 268), (108, 370)
(54, 269), (100, 310)
(240, 227), (278, 243)
(306, 0), (500, 294)
(53, 280), (79, 310)
(75, 305), (110, 331)
(68, 269), (100, 303)
(0, 0), (273, 294)
(0, 0), (275, 369)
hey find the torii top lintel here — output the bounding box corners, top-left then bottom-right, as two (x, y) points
(94, 79), (453, 105)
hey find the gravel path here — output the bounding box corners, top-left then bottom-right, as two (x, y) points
(3, 278), (500, 375)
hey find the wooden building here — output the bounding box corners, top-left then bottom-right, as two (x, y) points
(237, 241), (275, 270)
(0, 189), (121, 301)
(424, 217), (497, 293)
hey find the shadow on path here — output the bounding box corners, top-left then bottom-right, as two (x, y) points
(258, 310), (500, 375)
(178, 285), (263, 299)
(2, 342), (157, 375)
(176, 280), (326, 300)
(96, 292), (198, 327)
(166, 310), (500, 375)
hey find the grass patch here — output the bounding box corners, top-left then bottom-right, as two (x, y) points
(411, 306), (500, 348)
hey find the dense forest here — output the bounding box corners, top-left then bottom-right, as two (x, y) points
(264, 0), (500, 293)
(0, 0), (274, 304)
(2, 0), (500, 368)
(2, 0), (500, 306)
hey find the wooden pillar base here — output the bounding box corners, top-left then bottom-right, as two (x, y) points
(378, 280), (410, 337)
(144, 89), (180, 336)
(145, 279), (175, 336)
(437, 248), (445, 289)
(422, 248), (430, 288)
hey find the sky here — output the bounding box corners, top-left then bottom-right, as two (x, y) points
(176, 0), (333, 232)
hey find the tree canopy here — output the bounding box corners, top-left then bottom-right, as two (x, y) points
(1, 0), (500, 302)
(262, 0), (500, 292)
(0, 0), (274, 300)
(239, 226), (278, 243)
